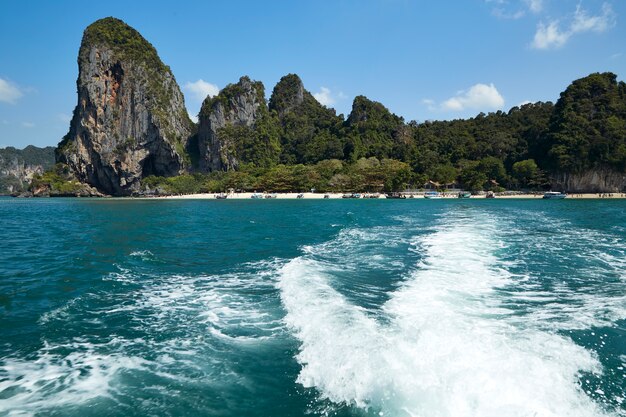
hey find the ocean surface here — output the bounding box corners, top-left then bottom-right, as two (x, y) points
(0, 197), (625, 417)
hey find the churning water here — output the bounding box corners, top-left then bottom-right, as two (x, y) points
(0, 198), (624, 416)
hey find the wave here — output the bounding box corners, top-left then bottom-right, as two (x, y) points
(0, 340), (149, 416)
(278, 212), (618, 416)
(1, 259), (287, 415)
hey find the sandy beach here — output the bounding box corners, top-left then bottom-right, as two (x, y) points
(147, 192), (626, 200)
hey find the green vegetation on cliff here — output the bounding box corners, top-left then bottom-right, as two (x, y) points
(150, 72), (626, 193)
(29, 163), (87, 195)
(546, 72), (626, 172)
(81, 17), (165, 72)
(199, 76), (281, 169)
(270, 74), (345, 165)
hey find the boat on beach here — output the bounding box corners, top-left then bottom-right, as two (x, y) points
(215, 193), (227, 199)
(457, 192), (471, 199)
(386, 192), (406, 199)
(251, 193), (263, 199)
(543, 191), (567, 199)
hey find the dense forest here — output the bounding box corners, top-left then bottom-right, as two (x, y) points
(140, 72), (626, 195)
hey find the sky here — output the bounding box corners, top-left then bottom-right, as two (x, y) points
(0, 0), (624, 148)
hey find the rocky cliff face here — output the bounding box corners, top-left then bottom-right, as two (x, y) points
(268, 74), (305, 118)
(56, 17), (192, 195)
(551, 169), (626, 193)
(197, 76), (271, 171)
(0, 146), (55, 194)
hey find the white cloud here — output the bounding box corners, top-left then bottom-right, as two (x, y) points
(313, 87), (336, 107)
(188, 111), (198, 124)
(0, 78), (23, 104)
(525, 0), (543, 13)
(571, 3), (615, 33)
(487, 0), (543, 20)
(517, 100), (532, 107)
(531, 3), (616, 50)
(21, 122), (35, 128)
(421, 99), (437, 111)
(184, 79), (219, 102)
(441, 83), (505, 112)
(531, 21), (569, 49)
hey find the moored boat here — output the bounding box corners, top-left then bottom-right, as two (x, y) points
(386, 192), (406, 199)
(457, 192), (471, 199)
(543, 191), (567, 199)
(424, 191), (442, 199)
(215, 193), (227, 199)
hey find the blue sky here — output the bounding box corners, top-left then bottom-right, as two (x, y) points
(0, 0), (624, 148)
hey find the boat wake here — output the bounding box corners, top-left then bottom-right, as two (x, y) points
(278, 212), (619, 417)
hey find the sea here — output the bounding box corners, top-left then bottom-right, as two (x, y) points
(0, 196), (625, 417)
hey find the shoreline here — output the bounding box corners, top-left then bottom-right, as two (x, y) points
(142, 192), (626, 200)
(5, 192), (626, 200)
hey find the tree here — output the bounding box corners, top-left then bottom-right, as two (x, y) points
(512, 159), (538, 187)
(430, 164), (458, 185)
(459, 161), (487, 191)
(478, 156), (507, 183)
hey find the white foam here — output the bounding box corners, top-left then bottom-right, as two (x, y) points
(0, 341), (148, 415)
(6, 259), (287, 413)
(278, 215), (617, 416)
(129, 250), (153, 258)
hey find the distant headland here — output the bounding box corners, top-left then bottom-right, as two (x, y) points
(3, 17), (626, 197)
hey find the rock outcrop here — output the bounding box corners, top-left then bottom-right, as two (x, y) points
(269, 74), (344, 164)
(345, 96), (404, 160)
(551, 169), (626, 193)
(0, 146), (55, 194)
(56, 17), (192, 195)
(197, 76), (279, 171)
(268, 74), (306, 118)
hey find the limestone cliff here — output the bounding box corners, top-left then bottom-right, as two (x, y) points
(0, 146), (55, 194)
(268, 74), (305, 118)
(551, 169), (626, 193)
(197, 76), (279, 171)
(56, 17), (193, 195)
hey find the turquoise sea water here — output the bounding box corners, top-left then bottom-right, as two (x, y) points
(0, 197), (625, 417)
